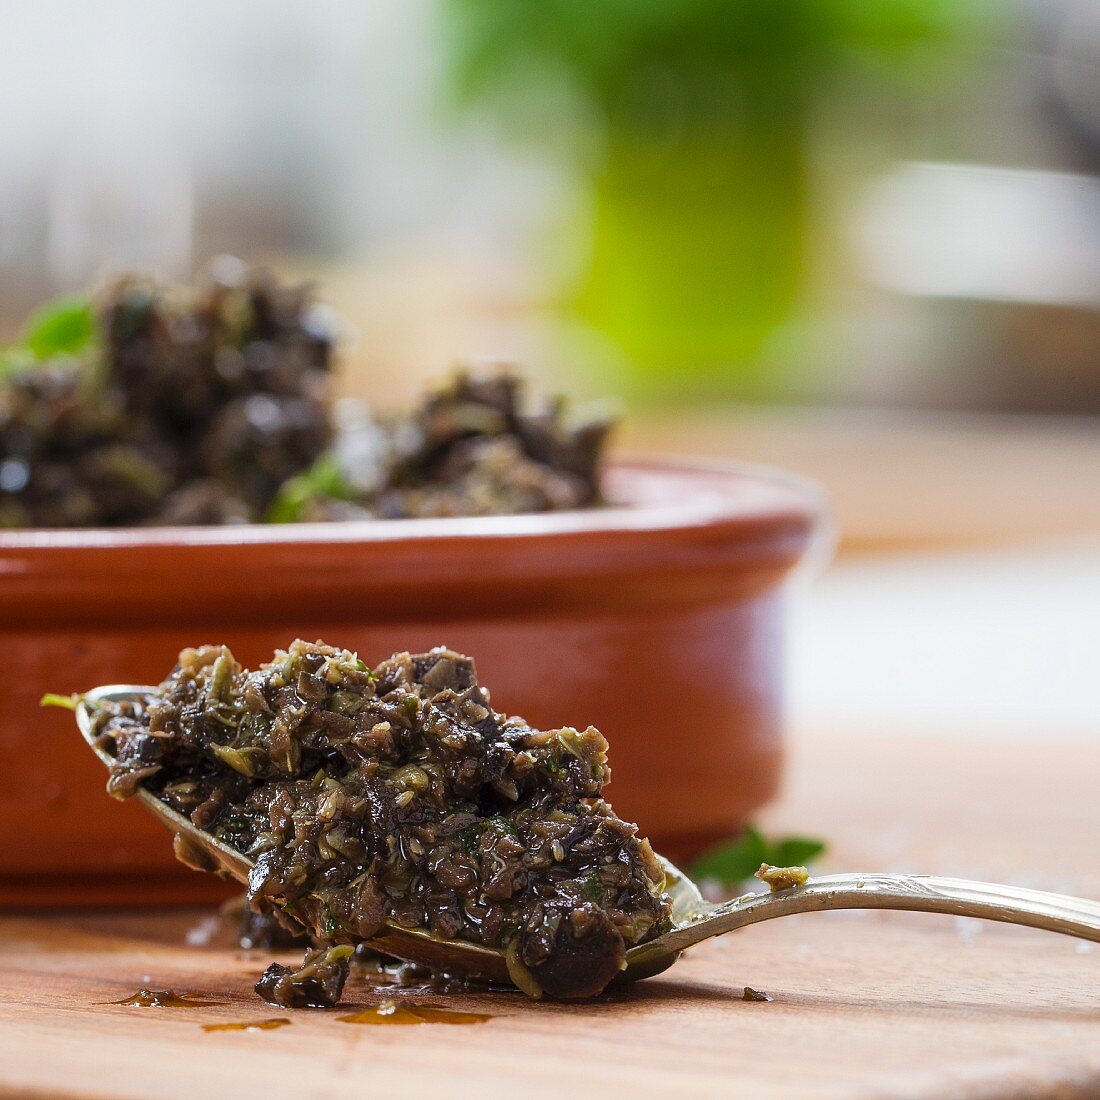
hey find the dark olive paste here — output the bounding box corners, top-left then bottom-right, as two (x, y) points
(0, 269), (334, 528)
(91, 641), (671, 1005)
(1, 269), (612, 528)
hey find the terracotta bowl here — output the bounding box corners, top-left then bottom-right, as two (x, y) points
(0, 458), (826, 907)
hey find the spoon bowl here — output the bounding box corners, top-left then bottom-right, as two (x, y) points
(77, 686), (1100, 993)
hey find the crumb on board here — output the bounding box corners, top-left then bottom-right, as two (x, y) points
(742, 986), (772, 1002)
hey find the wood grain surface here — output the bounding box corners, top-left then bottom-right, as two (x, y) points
(1, 732), (1097, 1100)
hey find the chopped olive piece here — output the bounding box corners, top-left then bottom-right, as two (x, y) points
(91, 641), (671, 1000)
(222, 896), (311, 951)
(255, 945), (353, 1009)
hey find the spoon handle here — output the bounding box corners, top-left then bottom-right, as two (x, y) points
(663, 873), (1100, 952)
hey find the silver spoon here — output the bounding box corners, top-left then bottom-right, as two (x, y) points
(77, 686), (1100, 991)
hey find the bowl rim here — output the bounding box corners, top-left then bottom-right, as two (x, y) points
(0, 457), (829, 625)
(0, 455), (828, 550)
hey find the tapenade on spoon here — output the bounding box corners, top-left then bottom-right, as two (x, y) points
(75, 644), (1100, 1007)
(79, 642), (675, 1004)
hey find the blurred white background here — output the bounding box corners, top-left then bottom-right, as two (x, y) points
(790, 540), (1100, 744)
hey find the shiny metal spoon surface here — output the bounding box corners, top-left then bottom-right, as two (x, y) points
(77, 686), (1100, 991)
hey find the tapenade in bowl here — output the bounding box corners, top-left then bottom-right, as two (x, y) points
(1, 268), (826, 904)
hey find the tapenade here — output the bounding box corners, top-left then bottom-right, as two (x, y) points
(90, 641), (671, 1003)
(374, 369), (611, 519)
(1, 269), (613, 528)
(266, 368), (614, 521)
(0, 267), (334, 527)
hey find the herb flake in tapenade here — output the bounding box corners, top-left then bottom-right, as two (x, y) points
(91, 642), (672, 1003)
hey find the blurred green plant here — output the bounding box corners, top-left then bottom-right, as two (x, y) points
(0, 296), (97, 378)
(439, 0), (991, 399)
(265, 454), (356, 523)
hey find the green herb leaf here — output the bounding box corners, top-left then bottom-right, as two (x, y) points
(580, 874), (604, 904)
(265, 454), (356, 523)
(773, 837), (826, 867)
(689, 825), (826, 889)
(689, 826), (767, 885)
(40, 692), (81, 711)
(1, 296), (99, 381)
(21, 297), (96, 359)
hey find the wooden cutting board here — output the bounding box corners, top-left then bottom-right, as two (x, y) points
(1, 733), (1097, 1100)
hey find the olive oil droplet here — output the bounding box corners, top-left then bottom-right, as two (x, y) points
(101, 989), (227, 1008)
(203, 1017), (291, 1032)
(338, 1000), (491, 1026)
